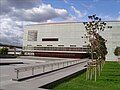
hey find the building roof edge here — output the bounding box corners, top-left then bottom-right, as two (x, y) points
(25, 20), (120, 26)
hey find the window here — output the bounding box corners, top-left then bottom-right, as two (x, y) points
(70, 45), (76, 47)
(42, 38), (58, 41)
(58, 45), (64, 47)
(83, 45), (88, 47)
(107, 26), (112, 28)
(47, 45), (53, 46)
(37, 45), (42, 46)
(28, 30), (37, 41)
(27, 44), (32, 46)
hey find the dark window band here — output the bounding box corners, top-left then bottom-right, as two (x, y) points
(42, 38), (58, 41)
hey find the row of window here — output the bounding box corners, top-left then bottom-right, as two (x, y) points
(24, 46), (89, 52)
(37, 45), (77, 47)
(27, 44), (89, 47)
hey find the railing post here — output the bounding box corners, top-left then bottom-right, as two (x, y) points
(51, 64), (53, 70)
(43, 65), (45, 72)
(16, 70), (19, 79)
(67, 61), (68, 66)
(63, 62), (64, 67)
(32, 67), (34, 75)
(58, 63), (59, 68)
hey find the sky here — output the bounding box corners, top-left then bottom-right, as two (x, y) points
(0, 0), (120, 46)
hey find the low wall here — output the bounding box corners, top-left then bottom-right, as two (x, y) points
(0, 54), (17, 58)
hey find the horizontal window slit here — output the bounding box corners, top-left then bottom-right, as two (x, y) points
(42, 38), (58, 41)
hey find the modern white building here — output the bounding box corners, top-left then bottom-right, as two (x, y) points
(100, 21), (120, 61)
(23, 21), (120, 61)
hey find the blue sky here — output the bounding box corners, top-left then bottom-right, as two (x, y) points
(42, 0), (120, 21)
(0, 0), (120, 45)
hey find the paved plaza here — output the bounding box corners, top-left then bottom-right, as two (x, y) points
(0, 57), (88, 90)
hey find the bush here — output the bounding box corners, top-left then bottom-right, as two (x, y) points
(0, 47), (8, 55)
(114, 46), (120, 56)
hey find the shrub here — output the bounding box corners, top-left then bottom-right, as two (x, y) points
(114, 46), (120, 56)
(0, 47), (8, 55)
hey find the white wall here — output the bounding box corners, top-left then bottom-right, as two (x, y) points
(100, 21), (120, 61)
(23, 21), (120, 61)
(23, 22), (89, 47)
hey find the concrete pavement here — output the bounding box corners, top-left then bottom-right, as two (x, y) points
(0, 57), (89, 90)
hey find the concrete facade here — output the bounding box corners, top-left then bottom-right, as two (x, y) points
(23, 22), (89, 47)
(23, 21), (120, 60)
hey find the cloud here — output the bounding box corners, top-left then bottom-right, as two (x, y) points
(9, 4), (75, 22)
(0, 17), (40, 46)
(117, 16), (120, 21)
(0, 0), (76, 46)
(119, 11), (120, 14)
(81, 3), (93, 10)
(102, 16), (113, 21)
(64, 0), (68, 4)
(1, 0), (75, 22)
(0, 0), (41, 15)
(117, 12), (120, 21)
(0, 16), (23, 45)
(71, 6), (86, 18)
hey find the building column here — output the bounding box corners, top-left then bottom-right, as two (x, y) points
(14, 47), (16, 56)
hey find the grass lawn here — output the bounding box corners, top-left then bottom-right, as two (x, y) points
(52, 61), (120, 90)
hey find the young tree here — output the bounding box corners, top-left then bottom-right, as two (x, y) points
(94, 33), (108, 60)
(83, 14), (107, 61)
